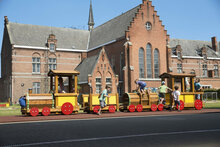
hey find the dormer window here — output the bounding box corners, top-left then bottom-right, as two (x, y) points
(177, 52), (181, 60)
(197, 50), (202, 56)
(203, 54), (207, 60)
(47, 34), (57, 52)
(49, 43), (55, 52)
(172, 49), (177, 55)
(175, 45), (182, 59)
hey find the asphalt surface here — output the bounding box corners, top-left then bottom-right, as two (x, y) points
(1, 109), (220, 124)
(0, 113), (220, 147)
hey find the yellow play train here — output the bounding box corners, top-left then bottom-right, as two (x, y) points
(20, 70), (203, 116)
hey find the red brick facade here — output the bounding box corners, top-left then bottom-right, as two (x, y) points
(80, 48), (118, 94)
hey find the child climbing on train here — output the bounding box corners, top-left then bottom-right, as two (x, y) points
(172, 85), (181, 112)
(158, 81), (172, 105)
(97, 85), (111, 115)
(135, 79), (147, 95)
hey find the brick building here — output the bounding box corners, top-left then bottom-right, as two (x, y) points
(75, 48), (118, 94)
(169, 38), (220, 89)
(1, 0), (220, 103)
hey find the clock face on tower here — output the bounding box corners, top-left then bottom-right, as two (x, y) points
(145, 22), (152, 30)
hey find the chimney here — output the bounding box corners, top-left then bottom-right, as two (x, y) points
(211, 36), (218, 54)
(4, 16), (8, 25)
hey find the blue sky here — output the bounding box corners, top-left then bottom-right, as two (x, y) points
(0, 0), (220, 77)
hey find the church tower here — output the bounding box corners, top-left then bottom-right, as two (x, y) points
(88, 0), (95, 31)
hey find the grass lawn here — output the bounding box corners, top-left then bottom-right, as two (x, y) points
(204, 101), (220, 109)
(0, 105), (22, 116)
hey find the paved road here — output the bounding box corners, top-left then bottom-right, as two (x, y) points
(0, 113), (220, 147)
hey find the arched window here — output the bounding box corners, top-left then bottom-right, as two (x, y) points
(146, 43), (152, 78)
(154, 49), (160, 78)
(106, 72), (112, 93)
(139, 48), (145, 78)
(120, 52), (124, 80)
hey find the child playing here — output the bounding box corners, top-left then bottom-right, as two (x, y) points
(158, 81), (172, 105)
(135, 79), (147, 95)
(172, 85), (181, 111)
(97, 85), (111, 115)
(194, 78), (202, 100)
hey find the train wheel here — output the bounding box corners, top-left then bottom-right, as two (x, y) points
(61, 102), (73, 115)
(136, 104), (143, 112)
(109, 105), (116, 113)
(195, 100), (203, 110)
(93, 106), (100, 113)
(128, 105), (135, 112)
(151, 104), (157, 112)
(158, 104), (164, 111)
(176, 100), (184, 110)
(42, 107), (50, 116)
(30, 107), (39, 117)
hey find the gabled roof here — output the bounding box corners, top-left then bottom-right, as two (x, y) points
(4, 4), (220, 61)
(170, 39), (220, 58)
(7, 22), (90, 50)
(88, 5), (140, 49)
(75, 54), (99, 83)
(6, 4), (140, 51)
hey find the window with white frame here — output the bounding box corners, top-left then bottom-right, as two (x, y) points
(106, 78), (112, 93)
(214, 65), (219, 77)
(49, 58), (57, 70)
(33, 82), (40, 94)
(96, 78), (102, 94)
(146, 43), (152, 78)
(106, 78), (112, 85)
(49, 43), (55, 52)
(177, 52), (181, 60)
(203, 54), (207, 60)
(154, 49), (160, 78)
(177, 63), (182, 73)
(139, 48), (145, 78)
(32, 57), (40, 73)
(202, 64), (208, 77)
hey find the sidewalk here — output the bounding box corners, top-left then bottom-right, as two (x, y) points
(1, 108), (220, 124)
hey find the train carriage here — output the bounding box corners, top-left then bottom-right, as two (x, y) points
(160, 73), (204, 110)
(121, 92), (158, 112)
(82, 93), (119, 113)
(21, 70), (80, 116)
(121, 73), (204, 112)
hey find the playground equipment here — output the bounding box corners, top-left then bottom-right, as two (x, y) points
(21, 70), (80, 116)
(20, 71), (204, 116)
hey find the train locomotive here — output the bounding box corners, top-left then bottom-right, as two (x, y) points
(20, 70), (203, 116)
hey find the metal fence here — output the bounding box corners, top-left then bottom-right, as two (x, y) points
(203, 92), (218, 102)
